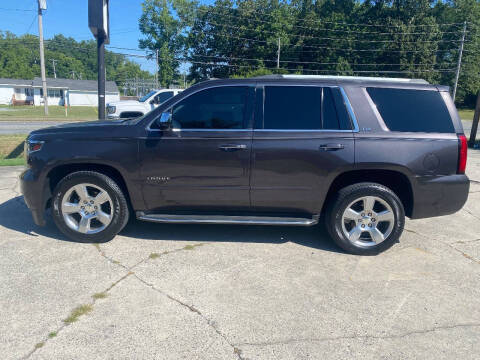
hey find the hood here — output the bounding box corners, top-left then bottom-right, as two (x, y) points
(28, 119), (136, 137)
(107, 100), (142, 107)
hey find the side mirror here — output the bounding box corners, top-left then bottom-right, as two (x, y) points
(149, 99), (155, 105)
(155, 112), (172, 130)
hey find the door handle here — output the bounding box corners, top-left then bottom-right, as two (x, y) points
(218, 144), (247, 152)
(319, 144), (345, 151)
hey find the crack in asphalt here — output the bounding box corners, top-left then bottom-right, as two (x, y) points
(21, 271), (134, 360)
(405, 227), (480, 265)
(455, 238), (480, 244)
(132, 273), (245, 360)
(462, 207), (480, 221)
(235, 323), (480, 347)
(22, 243), (218, 359)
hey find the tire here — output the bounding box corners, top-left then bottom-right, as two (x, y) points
(52, 171), (130, 243)
(325, 182), (405, 255)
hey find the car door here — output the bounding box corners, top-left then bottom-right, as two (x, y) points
(139, 85), (254, 212)
(251, 84), (356, 214)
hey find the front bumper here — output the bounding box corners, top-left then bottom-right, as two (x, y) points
(20, 168), (51, 226)
(410, 174), (470, 219)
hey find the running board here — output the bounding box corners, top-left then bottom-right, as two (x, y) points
(136, 212), (319, 226)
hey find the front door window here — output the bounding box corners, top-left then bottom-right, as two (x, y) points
(171, 86), (248, 129)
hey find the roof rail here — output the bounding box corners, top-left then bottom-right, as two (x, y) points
(253, 74), (429, 84)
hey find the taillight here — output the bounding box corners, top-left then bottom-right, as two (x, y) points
(457, 134), (467, 174)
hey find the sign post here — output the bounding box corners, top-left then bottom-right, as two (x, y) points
(469, 91), (480, 148)
(88, 0), (109, 120)
(38, 0), (48, 115)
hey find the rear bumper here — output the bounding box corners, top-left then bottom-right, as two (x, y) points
(410, 174), (470, 219)
(20, 168), (50, 226)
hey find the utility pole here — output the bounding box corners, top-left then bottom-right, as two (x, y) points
(51, 59), (58, 78)
(453, 21), (467, 102)
(155, 49), (159, 88)
(276, 38), (281, 69)
(37, 0), (48, 115)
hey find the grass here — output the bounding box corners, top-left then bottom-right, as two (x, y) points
(0, 105), (98, 121)
(48, 332), (57, 338)
(149, 252), (161, 259)
(183, 244), (203, 250)
(458, 109), (475, 120)
(63, 304), (93, 324)
(0, 134), (26, 166)
(34, 342), (45, 349)
(92, 292), (108, 300)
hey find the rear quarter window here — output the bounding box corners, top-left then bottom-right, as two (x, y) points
(366, 87), (454, 133)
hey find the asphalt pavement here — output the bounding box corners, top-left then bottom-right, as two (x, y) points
(0, 119), (475, 136)
(0, 121), (80, 135)
(0, 151), (479, 359)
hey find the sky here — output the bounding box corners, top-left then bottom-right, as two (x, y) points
(0, 0), (160, 73)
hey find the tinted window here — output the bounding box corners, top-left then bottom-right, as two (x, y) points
(322, 87), (339, 130)
(366, 88), (454, 133)
(331, 88), (353, 130)
(263, 86), (352, 130)
(172, 87), (248, 129)
(264, 86), (321, 129)
(155, 91), (174, 104)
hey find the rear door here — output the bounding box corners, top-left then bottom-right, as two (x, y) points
(251, 84), (356, 214)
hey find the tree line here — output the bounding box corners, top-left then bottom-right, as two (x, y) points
(0, 32), (152, 90)
(138, 0), (480, 108)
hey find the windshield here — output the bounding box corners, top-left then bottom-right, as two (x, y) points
(139, 90), (157, 102)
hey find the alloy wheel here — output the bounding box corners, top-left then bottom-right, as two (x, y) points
(61, 183), (113, 234)
(341, 196), (395, 247)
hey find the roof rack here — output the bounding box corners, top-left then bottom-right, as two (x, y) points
(253, 74), (429, 84)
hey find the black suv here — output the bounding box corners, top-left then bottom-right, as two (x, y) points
(20, 75), (469, 255)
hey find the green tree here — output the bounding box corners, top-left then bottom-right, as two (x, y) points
(139, 0), (193, 87)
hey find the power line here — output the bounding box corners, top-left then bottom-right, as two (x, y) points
(192, 7), (468, 36)
(25, 14), (38, 34)
(0, 7), (35, 12)
(194, 6), (469, 29)
(189, 18), (467, 44)
(189, 54), (455, 69)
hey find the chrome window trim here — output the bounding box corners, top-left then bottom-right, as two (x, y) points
(147, 84), (359, 133)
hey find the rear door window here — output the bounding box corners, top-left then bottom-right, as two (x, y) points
(366, 87), (454, 133)
(262, 86), (352, 130)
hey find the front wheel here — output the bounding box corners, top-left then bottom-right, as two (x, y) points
(326, 182), (405, 255)
(52, 171), (129, 242)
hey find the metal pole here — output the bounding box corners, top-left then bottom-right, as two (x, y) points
(453, 21), (467, 102)
(97, 33), (106, 120)
(469, 91), (480, 147)
(37, 1), (48, 115)
(155, 49), (159, 88)
(276, 38), (280, 69)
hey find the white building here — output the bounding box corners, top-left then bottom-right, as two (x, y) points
(0, 77), (120, 106)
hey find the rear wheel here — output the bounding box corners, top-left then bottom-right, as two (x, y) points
(326, 182), (405, 255)
(52, 171), (129, 242)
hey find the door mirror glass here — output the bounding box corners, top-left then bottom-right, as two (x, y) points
(155, 112), (172, 130)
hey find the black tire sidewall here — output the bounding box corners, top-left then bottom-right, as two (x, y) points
(328, 183), (405, 255)
(52, 172), (128, 243)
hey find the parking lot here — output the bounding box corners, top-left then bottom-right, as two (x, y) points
(0, 151), (479, 360)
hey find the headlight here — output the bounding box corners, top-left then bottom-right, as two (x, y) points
(107, 105), (116, 114)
